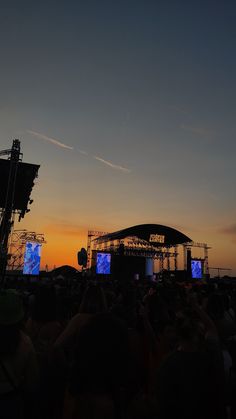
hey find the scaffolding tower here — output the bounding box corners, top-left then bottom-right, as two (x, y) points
(183, 242), (211, 277)
(87, 230), (181, 273)
(7, 230), (46, 271)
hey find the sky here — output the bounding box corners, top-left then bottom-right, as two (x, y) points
(0, 0), (236, 275)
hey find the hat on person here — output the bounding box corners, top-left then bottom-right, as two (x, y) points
(0, 290), (24, 325)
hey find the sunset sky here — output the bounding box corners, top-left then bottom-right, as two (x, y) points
(1, 1), (236, 275)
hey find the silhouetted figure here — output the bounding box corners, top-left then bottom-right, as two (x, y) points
(64, 313), (130, 419)
(0, 290), (39, 419)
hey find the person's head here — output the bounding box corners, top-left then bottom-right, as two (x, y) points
(175, 312), (204, 351)
(0, 290), (24, 356)
(79, 284), (107, 314)
(207, 292), (225, 321)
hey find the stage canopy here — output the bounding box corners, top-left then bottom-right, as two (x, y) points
(93, 224), (192, 247)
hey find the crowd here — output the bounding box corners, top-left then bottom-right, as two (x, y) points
(0, 274), (236, 419)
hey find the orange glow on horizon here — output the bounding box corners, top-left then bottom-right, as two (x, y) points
(40, 228), (88, 270)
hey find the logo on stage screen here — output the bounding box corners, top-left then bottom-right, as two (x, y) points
(23, 242), (42, 275)
(149, 234), (165, 244)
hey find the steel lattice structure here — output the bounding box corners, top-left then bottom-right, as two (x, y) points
(183, 242), (211, 276)
(7, 230), (46, 271)
(87, 230), (180, 272)
(87, 226), (210, 277)
(0, 140), (39, 280)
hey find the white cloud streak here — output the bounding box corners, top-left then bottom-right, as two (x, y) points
(94, 156), (131, 173)
(76, 148), (88, 156)
(27, 130), (74, 150)
(27, 129), (131, 173)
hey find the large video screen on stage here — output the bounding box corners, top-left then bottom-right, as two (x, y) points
(191, 260), (202, 279)
(96, 253), (111, 275)
(23, 242), (41, 275)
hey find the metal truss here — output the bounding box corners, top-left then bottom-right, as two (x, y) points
(87, 230), (180, 272)
(7, 230), (46, 271)
(183, 242), (211, 276)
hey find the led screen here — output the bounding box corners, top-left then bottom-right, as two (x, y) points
(191, 260), (202, 279)
(96, 253), (111, 274)
(23, 242), (41, 275)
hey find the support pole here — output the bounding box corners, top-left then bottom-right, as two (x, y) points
(0, 140), (21, 282)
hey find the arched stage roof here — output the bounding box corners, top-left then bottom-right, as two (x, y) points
(94, 224), (192, 247)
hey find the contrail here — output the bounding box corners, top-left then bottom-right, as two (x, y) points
(76, 148), (88, 156)
(27, 130), (74, 150)
(94, 156), (131, 173)
(27, 130), (131, 173)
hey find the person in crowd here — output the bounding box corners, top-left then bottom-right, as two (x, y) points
(0, 290), (39, 419)
(207, 291), (236, 341)
(63, 313), (130, 419)
(47, 284), (108, 418)
(156, 291), (226, 419)
(25, 284), (62, 354)
(25, 284), (62, 419)
(55, 283), (108, 354)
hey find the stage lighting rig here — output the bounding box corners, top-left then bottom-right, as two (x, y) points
(0, 139), (40, 281)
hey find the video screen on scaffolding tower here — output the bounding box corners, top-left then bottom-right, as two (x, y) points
(23, 242), (41, 275)
(96, 252), (111, 275)
(191, 259), (203, 279)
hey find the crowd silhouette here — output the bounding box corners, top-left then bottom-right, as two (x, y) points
(0, 274), (236, 419)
